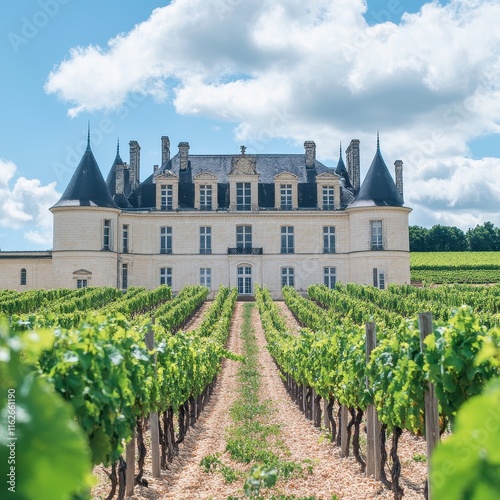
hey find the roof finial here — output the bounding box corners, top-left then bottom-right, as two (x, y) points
(240, 145), (246, 155)
(117, 137), (120, 155)
(339, 141), (342, 158)
(86, 120), (91, 151)
(376, 130), (380, 152)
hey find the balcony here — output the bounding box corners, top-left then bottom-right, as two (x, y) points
(228, 247), (263, 255)
(371, 244), (384, 251)
(160, 248), (173, 254)
(236, 204), (251, 211)
(280, 248), (294, 254)
(200, 249), (212, 255)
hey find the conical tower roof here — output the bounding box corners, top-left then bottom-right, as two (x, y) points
(350, 134), (403, 207)
(52, 133), (118, 209)
(334, 143), (352, 189)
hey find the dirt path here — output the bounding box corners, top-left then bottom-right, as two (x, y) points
(182, 301), (211, 332)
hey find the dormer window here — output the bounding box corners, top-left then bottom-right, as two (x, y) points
(316, 172), (341, 210)
(228, 152), (259, 211)
(154, 171), (179, 210)
(194, 172), (218, 210)
(274, 173), (298, 210)
(236, 182), (251, 210)
(280, 184), (292, 210)
(322, 186), (335, 210)
(200, 185), (212, 210)
(161, 185), (173, 211)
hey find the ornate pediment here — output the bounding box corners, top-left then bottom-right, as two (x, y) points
(194, 171), (218, 181)
(273, 172), (298, 181)
(229, 155), (258, 176)
(316, 171), (339, 180)
(153, 170), (178, 183)
(73, 269), (92, 276)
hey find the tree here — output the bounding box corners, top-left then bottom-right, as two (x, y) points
(466, 222), (500, 251)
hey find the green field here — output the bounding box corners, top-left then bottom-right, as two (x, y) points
(410, 252), (500, 284)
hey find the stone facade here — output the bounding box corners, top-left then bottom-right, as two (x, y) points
(0, 136), (411, 297)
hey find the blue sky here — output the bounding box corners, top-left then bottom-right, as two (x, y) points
(1, 0), (499, 250)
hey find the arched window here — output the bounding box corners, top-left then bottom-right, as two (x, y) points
(20, 268), (27, 286)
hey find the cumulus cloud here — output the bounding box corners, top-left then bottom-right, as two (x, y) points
(0, 159), (61, 246)
(44, 0), (500, 228)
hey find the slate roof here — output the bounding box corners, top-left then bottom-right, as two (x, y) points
(351, 141), (403, 208)
(163, 153), (333, 183)
(335, 146), (353, 190)
(52, 142), (118, 209)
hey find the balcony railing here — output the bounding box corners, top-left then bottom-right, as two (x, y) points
(236, 204), (251, 211)
(323, 248), (336, 254)
(160, 248), (173, 254)
(371, 244), (384, 251)
(200, 249), (212, 254)
(199, 204), (212, 211)
(280, 248), (294, 254)
(228, 247), (263, 255)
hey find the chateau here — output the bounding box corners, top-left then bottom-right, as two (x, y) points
(0, 133), (411, 296)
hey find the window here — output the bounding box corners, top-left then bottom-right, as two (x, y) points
(200, 226), (212, 254)
(236, 226), (252, 249)
(103, 219), (111, 251)
(160, 267), (172, 287)
(281, 226), (294, 254)
(161, 184), (173, 210)
(200, 185), (212, 210)
(236, 182), (251, 210)
(237, 266), (252, 294)
(322, 186), (335, 210)
(371, 221), (383, 250)
(77, 279), (88, 289)
(280, 184), (292, 210)
(20, 268), (27, 286)
(122, 225), (129, 253)
(373, 268), (386, 289)
(200, 268), (212, 289)
(281, 267), (294, 288)
(122, 263), (128, 290)
(323, 226), (336, 253)
(323, 267), (336, 289)
(160, 226), (172, 254)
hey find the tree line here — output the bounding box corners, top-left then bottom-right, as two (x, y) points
(409, 222), (500, 252)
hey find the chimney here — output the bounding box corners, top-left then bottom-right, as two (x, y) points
(129, 140), (141, 191)
(161, 136), (170, 166)
(304, 141), (316, 168)
(153, 165), (159, 173)
(395, 160), (404, 202)
(346, 139), (360, 192)
(178, 142), (190, 170)
(115, 164), (125, 195)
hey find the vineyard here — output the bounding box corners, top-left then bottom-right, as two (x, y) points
(1, 283), (499, 499)
(410, 251), (500, 283)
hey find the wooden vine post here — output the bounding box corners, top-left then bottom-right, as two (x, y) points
(145, 318), (161, 479)
(418, 312), (440, 500)
(125, 434), (135, 497)
(339, 405), (349, 458)
(365, 321), (381, 480)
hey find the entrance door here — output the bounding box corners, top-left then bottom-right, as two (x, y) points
(237, 266), (252, 294)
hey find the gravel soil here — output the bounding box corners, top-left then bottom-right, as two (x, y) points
(91, 301), (428, 499)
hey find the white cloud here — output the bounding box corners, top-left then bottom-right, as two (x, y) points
(44, 0), (500, 228)
(0, 159), (60, 246)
